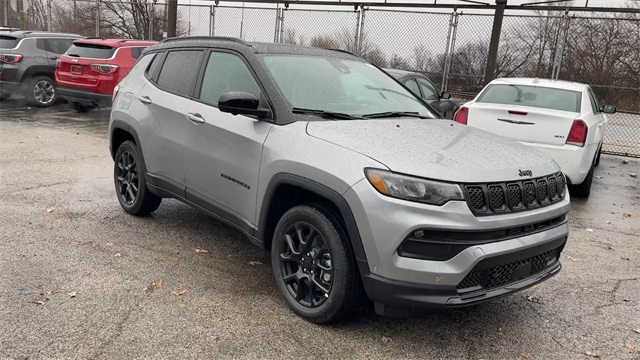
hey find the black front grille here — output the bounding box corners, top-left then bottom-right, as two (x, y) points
(463, 172), (566, 215)
(457, 247), (562, 292)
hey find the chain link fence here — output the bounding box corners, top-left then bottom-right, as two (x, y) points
(2, 0), (639, 157)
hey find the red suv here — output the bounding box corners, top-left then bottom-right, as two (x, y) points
(55, 38), (156, 111)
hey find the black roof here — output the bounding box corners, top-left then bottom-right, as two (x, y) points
(153, 36), (361, 60)
(1, 30), (82, 38)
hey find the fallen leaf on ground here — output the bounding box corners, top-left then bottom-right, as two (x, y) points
(172, 289), (187, 296)
(586, 228), (594, 232)
(248, 261), (263, 266)
(381, 336), (392, 343)
(633, 328), (640, 334)
(46, 208), (53, 212)
(607, 245), (616, 250)
(67, 292), (76, 298)
(146, 280), (164, 293)
(631, 173), (638, 178)
(114, 253), (122, 257)
(567, 256), (580, 261)
(194, 248), (209, 254)
(624, 298), (631, 302)
(625, 343), (636, 351)
(623, 213), (632, 218)
(584, 350), (601, 358)
(527, 295), (543, 304)
(213, 336), (220, 341)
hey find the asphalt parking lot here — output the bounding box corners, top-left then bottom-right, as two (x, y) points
(1, 100), (639, 359)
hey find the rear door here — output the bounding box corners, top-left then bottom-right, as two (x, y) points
(57, 42), (116, 90)
(467, 83), (581, 146)
(133, 49), (205, 194)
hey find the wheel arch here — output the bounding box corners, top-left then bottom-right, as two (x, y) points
(109, 120), (149, 176)
(258, 174), (369, 275)
(21, 66), (55, 83)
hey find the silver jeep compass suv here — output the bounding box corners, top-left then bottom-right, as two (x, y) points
(109, 37), (570, 323)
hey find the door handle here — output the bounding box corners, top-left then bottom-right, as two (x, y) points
(187, 113), (205, 124)
(138, 96), (152, 105)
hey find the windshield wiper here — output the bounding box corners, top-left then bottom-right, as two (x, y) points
(292, 107), (362, 120)
(362, 111), (430, 119)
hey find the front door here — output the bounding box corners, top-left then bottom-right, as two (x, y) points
(183, 50), (273, 229)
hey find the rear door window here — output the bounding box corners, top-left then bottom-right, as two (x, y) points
(477, 84), (582, 113)
(156, 50), (204, 97)
(0, 36), (18, 49)
(45, 38), (74, 54)
(65, 43), (116, 59)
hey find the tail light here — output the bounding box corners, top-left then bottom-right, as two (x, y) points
(0, 54), (23, 63)
(453, 106), (469, 125)
(113, 84), (120, 102)
(90, 64), (119, 74)
(566, 119), (588, 146)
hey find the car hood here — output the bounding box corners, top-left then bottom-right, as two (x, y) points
(305, 119), (559, 183)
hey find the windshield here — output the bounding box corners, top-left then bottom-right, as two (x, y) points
(261, 54), (438, 119)
(65, 43), (116, 59)
(477, 84), (581, 113)
(0, 36), (18, 49)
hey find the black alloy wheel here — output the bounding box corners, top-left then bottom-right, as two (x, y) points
(116, 151), (139, 206)
(279, 222), (334, 308)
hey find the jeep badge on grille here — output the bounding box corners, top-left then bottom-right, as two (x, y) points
(519, 169), (533, 177)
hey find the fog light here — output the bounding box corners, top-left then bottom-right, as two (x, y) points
(414, 230), (424, 238)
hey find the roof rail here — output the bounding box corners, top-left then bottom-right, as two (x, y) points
(328, 48), (357, 56)
(160, 36), (250, 46)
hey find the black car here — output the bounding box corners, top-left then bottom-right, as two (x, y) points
(0, 30), (82, 106)
(384, 68), (460, 119)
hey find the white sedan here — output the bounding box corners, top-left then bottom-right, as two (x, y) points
(454, 78), (617, 198)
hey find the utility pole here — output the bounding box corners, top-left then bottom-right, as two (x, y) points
(483, 0), (506, 85)
(46, 0), (51, 31)
(3, 0), (9, 26)
(239, 1), (245, 39)
(167, 0), (177, 37)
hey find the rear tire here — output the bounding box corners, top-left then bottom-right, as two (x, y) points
(25, 76), (58, 107)
(271, 204), (362, 324)
(114, 140), (162, 216)
(570, 163), (594, 198)
(594, 144), (602, 167)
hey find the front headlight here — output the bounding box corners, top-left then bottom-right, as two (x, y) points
(365, 168), (464, 205)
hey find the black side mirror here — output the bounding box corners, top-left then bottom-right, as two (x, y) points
(440, 91), (452, 100)
(602, 105), (617, 114)
(218, 92), (271, 118)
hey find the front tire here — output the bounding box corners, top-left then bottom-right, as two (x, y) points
(271, 204), (361, 324)
(25, 76), (58, 107)
(114, 140), (162, 215)
(71, 102), (97, 113)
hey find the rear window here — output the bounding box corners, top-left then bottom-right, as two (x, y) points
(0, 36), (18, 49)
(477, 84), (581, 113)
(65, 43), (116, 59)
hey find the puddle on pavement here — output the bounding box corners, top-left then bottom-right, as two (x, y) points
(0, 99), (110, 134)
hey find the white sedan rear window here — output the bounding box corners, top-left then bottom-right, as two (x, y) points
(477, 84), (581, 113)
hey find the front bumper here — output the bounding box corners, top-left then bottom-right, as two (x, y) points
(57, 87), (112, 107)
(344, 176), (570, 314)
(363, 235), (565, 316)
